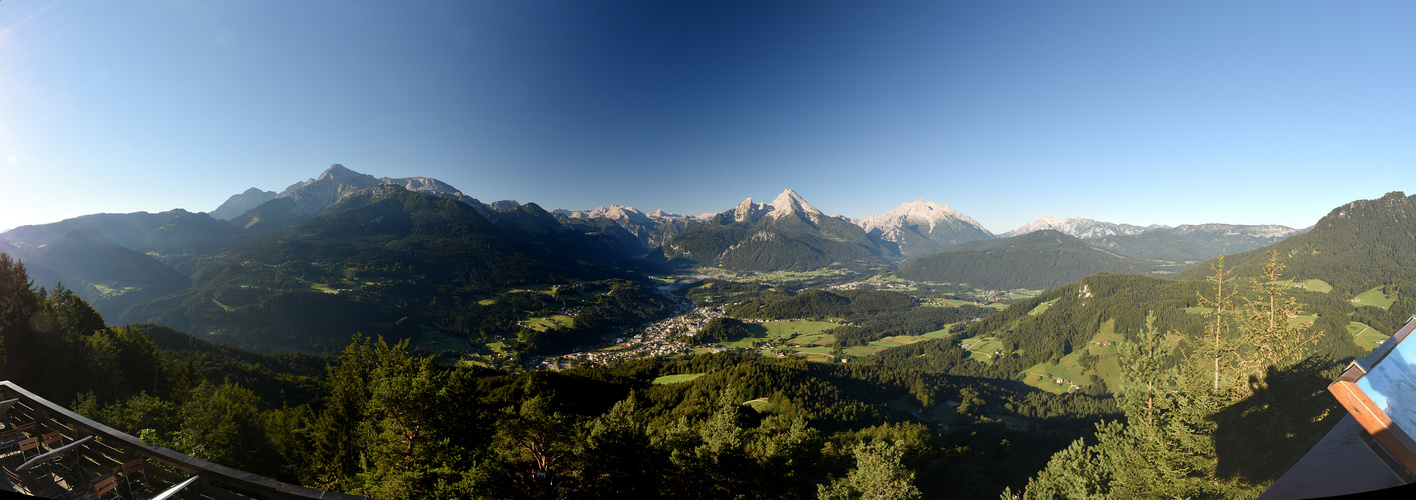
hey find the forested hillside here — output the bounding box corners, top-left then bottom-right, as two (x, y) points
(0, 253), (1121, 499)
(896, 230), (1168, 290)
(724, 289), (994, 348)
(118, 185), (663, 353)
(5, 186), (1415, 499)
(1179, 191), (1416, 294)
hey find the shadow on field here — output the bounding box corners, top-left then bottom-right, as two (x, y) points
(1212, 355), (1347, 484)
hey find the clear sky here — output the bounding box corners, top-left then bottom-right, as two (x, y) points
(2, 1), (1414, 234)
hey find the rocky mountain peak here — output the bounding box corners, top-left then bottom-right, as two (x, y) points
(859, 199), (985, 234)
(315, 163), (376, 184)
(734, 197), (759, 222)
(1003, 216), (1148, 239)
(768, 189), (823, 219)
(857, 198), (994, 259)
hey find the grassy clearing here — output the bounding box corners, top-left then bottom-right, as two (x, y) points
(1286, 314), (1316, 329)
(844, 345), (885, 357)
(310, 283), (341, 294)
(1007, 289), (1044, 300)
(957, 335), (1010, 364)
(1353, 287), (1394, 309)
(412, 327), (465, 353)
(1018, 320), (1125, 394)
(653, 373), (706, 385)
(887, 395), (918, 412)
(873, 335), (929, 347)
(762, 321), (837, 339)
(1349, 322), (1388, 352)
(997, 415), (1032, 430)
(212, 299), (235, 312)
(743, 398), (772, 412)
(792, 334), (823, 345)
(922, 329), (951, 339)
(521, 315), (575, 331)
(937, 298), (982, 307)
(1296, 279), (1332, 293)
(1028, 301), (1053, 316)
(987, 303), (1010, 311)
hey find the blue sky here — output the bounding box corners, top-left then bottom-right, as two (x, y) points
(2, 1), (1413, 234)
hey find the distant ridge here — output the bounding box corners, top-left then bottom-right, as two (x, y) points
(214, 163), (497, 222)
(1002, 216), (1153, 239)
(896, 229), (1164, 290)
(1090, 223), (1298, 262)
(210, 187), (277, 220)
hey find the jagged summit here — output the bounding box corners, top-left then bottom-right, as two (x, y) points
(313, 163), (369, 183)
(1002, 216), (1149, 239)
(562, 205), (702, 223)
(768, 188), (823, 219)
(857, 198), (993, 259)
(859, 199), (985, 234)
(728, 189), (826, 223)
(573, 205), (652, 224)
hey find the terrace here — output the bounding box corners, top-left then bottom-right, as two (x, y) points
(0, 381), (363, 500)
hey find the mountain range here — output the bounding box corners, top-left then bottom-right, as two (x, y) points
(873, 193), (1416, 408)
(0, 163), (1318, 351)
(657, 189), (894, 271)
(1000, 216), (1155, 239)
(210, 164), (498, 222)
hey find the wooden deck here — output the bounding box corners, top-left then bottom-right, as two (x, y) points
(0, 381), (369, 500)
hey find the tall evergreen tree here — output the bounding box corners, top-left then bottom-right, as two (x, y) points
(1238, 251), (1318, 372)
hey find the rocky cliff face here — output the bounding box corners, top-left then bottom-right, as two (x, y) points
(857, 199), (993, 259)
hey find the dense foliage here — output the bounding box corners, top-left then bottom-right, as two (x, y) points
(0, 254), (1121, 498)
(725, 289), (994, 348)
(109, 187), (674, 354)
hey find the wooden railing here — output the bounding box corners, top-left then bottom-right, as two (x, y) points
(0, 380), (368, 500)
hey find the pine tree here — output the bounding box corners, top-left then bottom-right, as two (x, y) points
(1239, 251), (1318, 372)
(0, 253), (38, 381)
(818, 439), (923, 500)
(1194, 257), (1238, 391)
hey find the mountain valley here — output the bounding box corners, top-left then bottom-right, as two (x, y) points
(0, 164), (1392, 499)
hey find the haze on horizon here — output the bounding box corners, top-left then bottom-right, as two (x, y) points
(2, 1), (1413, 234)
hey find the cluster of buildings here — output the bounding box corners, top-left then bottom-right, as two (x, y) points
(530, 294), (708, 369)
